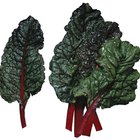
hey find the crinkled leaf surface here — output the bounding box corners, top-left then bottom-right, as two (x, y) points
(0, 16), (45, 104)
(49, 3), (122, 103)
(73, 38), (140, 108)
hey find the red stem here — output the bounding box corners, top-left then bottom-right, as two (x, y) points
(66, 103), (75, 131)
(77, 96), (101, 135)
(74, 102), (85, 137)
(82, 109), (102, 136)
(82, 110), (94, 136)
(19, 44), (27, 128)
(65, 95), (102, 137)
(93, 111), (102, 131)
(19, 104), (26, 128)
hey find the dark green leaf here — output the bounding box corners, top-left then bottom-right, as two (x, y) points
(49, 3), (122, 103)
(0, 16), (45, 104)
(72, 38), (140, 107)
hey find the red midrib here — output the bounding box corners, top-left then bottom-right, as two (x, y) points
(20, 59), (25, 103)
(19, 42), (28, 128)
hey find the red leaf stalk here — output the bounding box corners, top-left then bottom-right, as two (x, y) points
(19, 42), (28, 128)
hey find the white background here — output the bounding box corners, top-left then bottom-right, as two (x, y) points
(0, 0), (140, 140)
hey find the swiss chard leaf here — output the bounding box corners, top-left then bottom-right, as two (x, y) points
(0, 16), (45, 127)
(49, 3), (140, 137)
(72, 38), (140, 108)
(49, 3), (122, 103)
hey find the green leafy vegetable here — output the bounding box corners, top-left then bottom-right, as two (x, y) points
(0, 16), (45, 128)
(49, 3), (122, 103)
(72, 38), (140, 137)
(73, 38), (140, 108)
(49, 3), (140, 137)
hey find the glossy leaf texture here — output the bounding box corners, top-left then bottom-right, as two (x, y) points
(73, 38), (140, 108)
(0, 16), (45, 105)
(49, 3), (122, 103)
